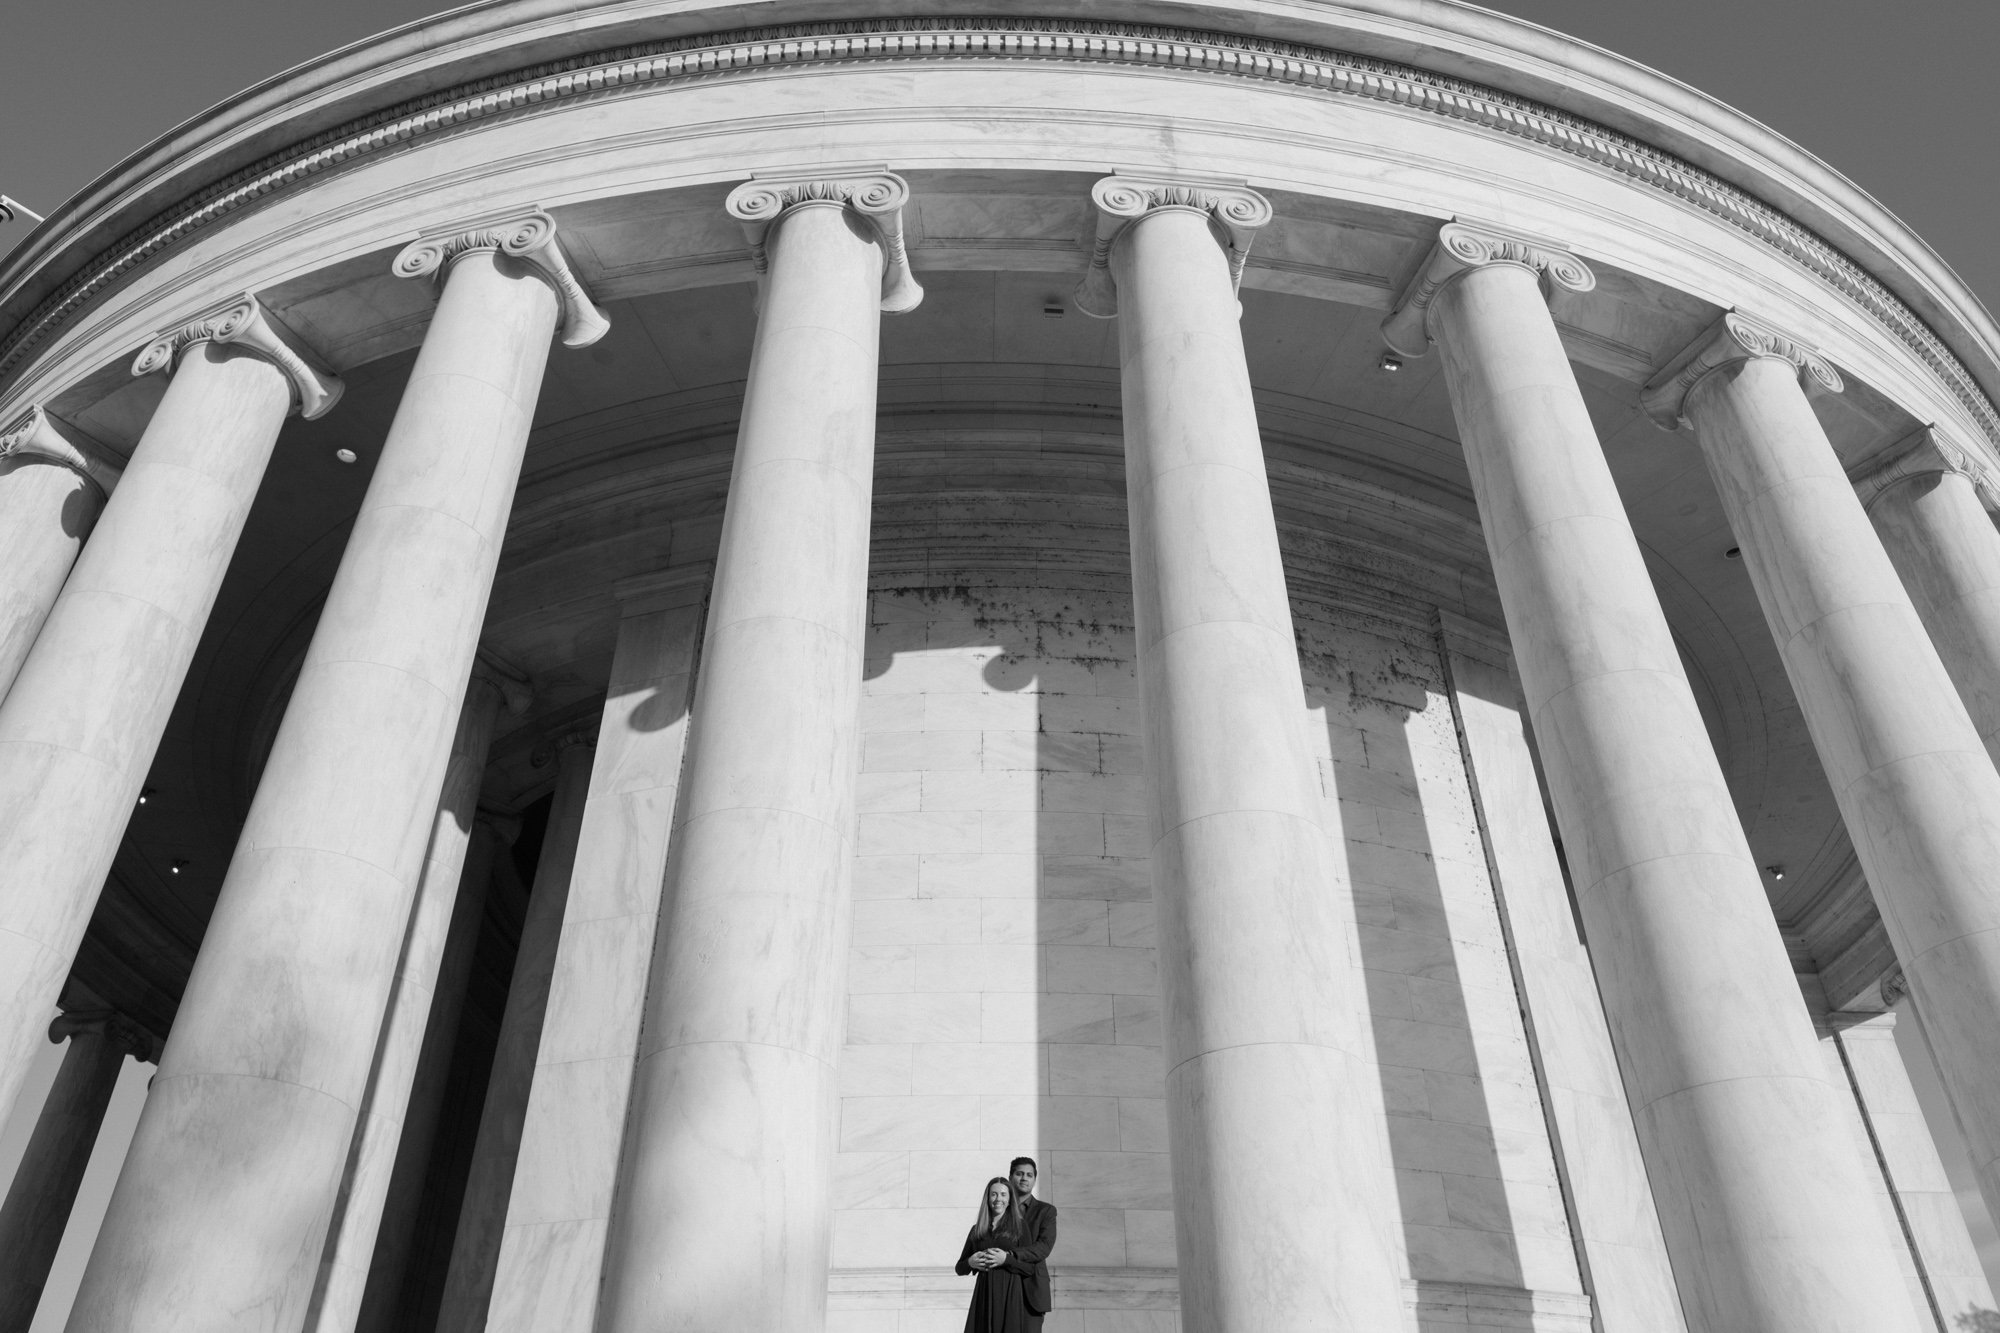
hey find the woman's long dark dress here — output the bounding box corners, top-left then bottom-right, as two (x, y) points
(955, 1225), (1043, 1333)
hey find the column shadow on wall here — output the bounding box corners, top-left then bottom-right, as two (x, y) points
(1313, 676), (1526, 1297)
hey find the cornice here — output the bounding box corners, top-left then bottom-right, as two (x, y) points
(1640, 310), (1844, 431)
(614, 561), (714, 615)
(724, 170), (922, 314)
(472, 644), (536, 716)
(0, 403), (123, 495)
(393, 209), (610, 348)
(0, 15), (1992, 449)
(130, 292), (344, 421)
(1380, 219), (1595, 357)
(1074, 172), (1272, 318)
(1850, 424), (2000, 512)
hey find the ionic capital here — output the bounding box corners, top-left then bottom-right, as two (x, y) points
(1641, 310), (1843, 430)
(1074, 172), (1272, 318)
(531, 723), (598, 769)
(0, 404), (123, 495)
(472, 646), (534, 717)
(726, 169), (923, 315)
(132, 293), (344, 421)
(1880, 965), (1910, 1008)
(1850, 424), (2000, 510)
(1379, 219), (1595, 357)
(393, 209), (610, 349)
(49, 1009), (157, 1061)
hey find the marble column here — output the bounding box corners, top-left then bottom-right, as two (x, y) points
(0, 406), (120, 702)
(68, 212), (603, 1333)
(1644, 309), (2000, 1244)
(1853, 425), (2000, 767)
(0, 294), (339, 1137)
(437, 729), (595, 1333)
(1393, 231), (1923, 1332)
(354, 810), (513, 1333)
(598, 169), (919, 1333)
(1433, 611), (1688, 1332)
(305, 657), (530, 1333)
(1829, 1004), (1998, 1326)
(1080, 173), (1406, 1331)
(0, 1011), (152, 1333)
(487, 566), (709, 1333)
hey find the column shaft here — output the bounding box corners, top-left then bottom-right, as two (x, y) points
(68, 245), (568, 1332)
(0, 318), (312, 1136)
(1435, 613), (1688, 1332)
(599, 183), (894, 1333)
(1862, 449), (2000, 765)
(0, 1021), (139, 1332)
(437, 735), (594, 1333)
(1679, 340), (2000, 1237)
(1114, 196), (1405, 1330)
(487, 573), (706, 1333)
(1428, 262), (1920, 1331)
(0, 451), (101, 702)
(353, 814), (504, 1333)
(305, 672), (515, 1333)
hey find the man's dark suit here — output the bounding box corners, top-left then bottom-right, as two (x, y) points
(1010, 1195), (1057, 1315)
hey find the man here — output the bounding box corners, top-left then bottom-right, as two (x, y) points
(970, 1155), (1056, 1317)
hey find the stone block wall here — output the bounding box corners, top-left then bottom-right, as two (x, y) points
(827, 465), (1593, 1331)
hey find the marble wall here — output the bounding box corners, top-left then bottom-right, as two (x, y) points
(826, 472), (1592, 1332)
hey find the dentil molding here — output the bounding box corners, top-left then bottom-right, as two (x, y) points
(130, 292), (344, 420)
(725, 170), (923, 315)
(0, 17), (1991, 449)
(393, 209), (610, 348)
(1074, 172), (1272, 318)
(1640, 309), (1844, 430)
(1380, 219), (1595, 357)
(0, 403), (123, 494)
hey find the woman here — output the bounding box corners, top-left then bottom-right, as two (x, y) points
(954, 1176), (1042, 1332)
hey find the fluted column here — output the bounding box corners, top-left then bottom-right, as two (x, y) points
(68, 212), (603, 1333)
(0, 1011), (153, 1333)
(1853, 425), (2000, 767)
(306, 656), (530, 1333)
(488, 566), (709, 1333)
(1081, 173), (1406, 1331)
(599, 169), (919, 1333)
(1645, 310), (2000, 1245)
(438, 729), (595, 1333)
(0, 406), (120, 701)
(1394, 231), (1922, 1332)
(0, 294), (339, 1136)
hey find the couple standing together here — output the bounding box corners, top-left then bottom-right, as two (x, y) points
(954, 1156), (1057, 1332)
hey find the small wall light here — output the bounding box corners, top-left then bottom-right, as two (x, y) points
(1377, 352), (1403, 373)
(335, 448), (358, 464)
(170, 858), (190, 875)
(137, 786), (157, 806)
(1725, 547), (1742, 560)
(1041, 304), (1065, 319)
(1766, 864), (1785, 880)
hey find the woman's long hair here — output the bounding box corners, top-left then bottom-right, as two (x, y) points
(971, 1176), (1023, 1240)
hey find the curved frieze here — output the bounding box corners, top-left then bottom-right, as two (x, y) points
(130, 292), (344, 420)
(0, 16), (1993, 446)
(393, 209), (611, 347)
(1075, 173), (1272, 318)
(1380, 219), (1596, 357)
(724, 170), (923, 314)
